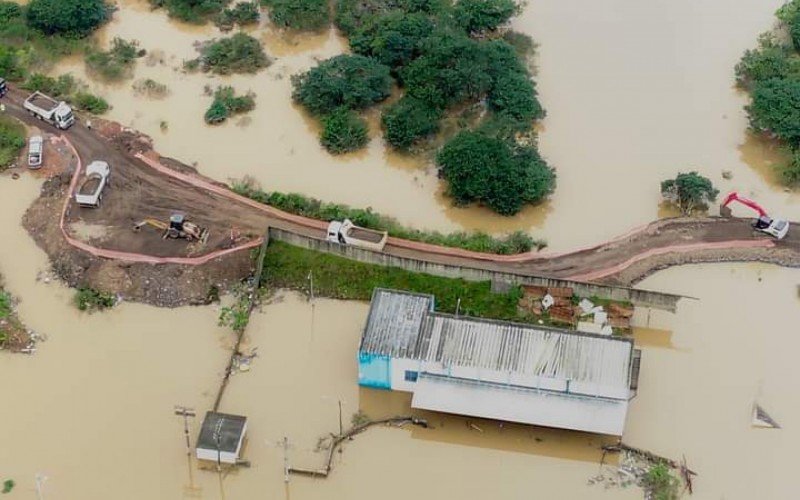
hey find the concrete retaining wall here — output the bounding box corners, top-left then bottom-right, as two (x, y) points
(268, 228), (684, 312)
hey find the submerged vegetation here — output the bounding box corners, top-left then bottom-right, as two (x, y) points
(262, 0), (329, 31)
(204, 86), (256, 124)
(85, 37), (144, 81)
(0, 115), (26, 170)
(642, 463), (681, 500)
(215, 1), (260, 30)
(320, 108), (369, 154)
(74, 287), (116, 312)
(287, 0), (554, 215)
(189, 33), (271, 75)
(232, 177), (546, 253)
(737, 0), (800, 186)
(262, 241), (524, 320)
(148, 0), (230, 23)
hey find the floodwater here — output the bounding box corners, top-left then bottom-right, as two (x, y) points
(43, 0), (800, 250)
(1, 172), (799, 499)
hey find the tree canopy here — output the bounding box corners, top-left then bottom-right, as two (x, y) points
(454, 0), (517, 34)
(382, 96), (442, 149)
(437, 131), (555, 215)
(747, 78), (800, 145)
(262, 0), (329, 31)
(26, 0), (109, 36)
(320, 108), (370, 154)
(292, 54), (392, 115)
(660, 172), (719, 215)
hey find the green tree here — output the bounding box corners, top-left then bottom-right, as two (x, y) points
(292, 54), (392, 115)
(382, 96), (442, 149)
(27, 0), (109, 36)
(320, 108), (369, 154)
(262, 0), (329, 30)
(148, 0), (229, 23)
(747, 78), (800, 145)
(454, 0), (517, 34)
(735, 46), (793, 89)
(660, 171), (719, 215)
(216, 1), (260, 30)
(197, 32), (270, 74)
(350, 11), (434, 70)
(436, 131), (555, 215)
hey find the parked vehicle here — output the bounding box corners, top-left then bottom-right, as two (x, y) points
(0, 78), (7, 97)
(75, 161), (110, 208)
(23, 91), (75, 129)
(27, 135), (43, 169)
(326, 219), (388, 251)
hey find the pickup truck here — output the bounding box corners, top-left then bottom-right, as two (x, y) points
(75, 161), (110, 208)
(27, 135), (43, 169)
(23, 91), (75, 130)
(326, 219), (388, 251)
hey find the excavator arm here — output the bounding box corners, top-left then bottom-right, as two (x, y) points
(721, 192), (767, 218)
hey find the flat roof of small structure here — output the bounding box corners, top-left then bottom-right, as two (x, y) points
(196, 411), (247, 453)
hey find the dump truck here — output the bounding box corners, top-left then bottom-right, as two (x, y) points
(23, 91), (75, 129)
(75, 161), (110, 208)
(27, 135), (43, 169)
(326, 219), (388, 251)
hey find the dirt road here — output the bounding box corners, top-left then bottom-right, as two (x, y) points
(3, 87), (799, 305)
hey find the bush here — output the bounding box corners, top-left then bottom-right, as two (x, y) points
(21, 73), (76, 98)
(642, 463), (680, 500)
(660, 171), (719, 215)
(149, 0), (229, 23)
(292, 54), (392, 115)
(437, 131), (555, 215)
(196, 33), (270, 74)
(0, 115), (26, 170)
(262, 0), (329, 31)
(85, 38), (143, 80)
(26, 0), (109, 36)
(320, 108), (369, 153)
(735, 46), (794, 89)
(74, 287), (116, 311)
(487, 70), (544, 125)
(216, 1), (260, 30)
(454, 0), (518, 34)
(382, 96), (442, 149)
(204, 86), (256, 124)
(0, 45), (25, 82)
(74, 92), (109, 114)
(747, 78), (800, 145)
(132, 78), (169, 98)
(349, 11), (434, 70)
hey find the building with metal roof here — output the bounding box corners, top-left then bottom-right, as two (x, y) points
(196, 411), (247, 464)
(358, 289), (641, 435)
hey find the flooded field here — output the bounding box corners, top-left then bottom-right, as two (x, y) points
(38, 0), (799, 250)
(0, 172), (798, 499)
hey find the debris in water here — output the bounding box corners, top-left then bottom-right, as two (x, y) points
(752, 403), (781, 429)
(722, 170), (733, 180)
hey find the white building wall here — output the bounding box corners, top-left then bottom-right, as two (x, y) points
(197, 449), (238, 464)
(390, 357), (424, 392)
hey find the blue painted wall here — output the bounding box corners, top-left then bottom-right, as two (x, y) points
(358, 352), (391, 389)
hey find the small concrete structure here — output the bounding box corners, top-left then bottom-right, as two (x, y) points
(196, 411), (247, 464)
(358, 289), (641, 436)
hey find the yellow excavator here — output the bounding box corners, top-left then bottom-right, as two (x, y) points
(133, 214), (209, 243)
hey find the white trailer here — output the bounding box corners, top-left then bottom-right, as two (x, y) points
(23, 91), (75, 130)
(75, 161), (110, 208)
(326, 219), (388, 251)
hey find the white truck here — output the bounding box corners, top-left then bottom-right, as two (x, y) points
(75, 161), (110, 208)
(326, 219), (388, 251)
(23, 91), (75, 130)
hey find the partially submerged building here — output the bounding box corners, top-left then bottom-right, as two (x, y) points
(358, 289), (641, 436)
(196, 411), (247, 464)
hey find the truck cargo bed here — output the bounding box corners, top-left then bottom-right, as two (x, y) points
(346, 227), (385, 243)
(27, 93), (59, 112)
(79, 176), (103, 195)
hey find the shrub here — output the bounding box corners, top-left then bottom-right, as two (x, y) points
(642, 463), (680, 500)
(320, 108), (369, 153)
(262, 0), (329, 31)
(0, 45), (25, 82)
(454, 0), (518, 34)
(487, 70), (544, 125)
(382, 96), (442, 149)
(735, 46), (795, 89)
(437, 131), (555, 215)
(0, 115), (27, 170)
(21, 73), (76, 98)
(747, 78), (800, 145)
(74, 92), (109, 114)
(132, 78), (169, 98)
(196, 33), (270, 74)
(148, 0), (229, 23)
(204, 86), (256, 124)
(349, 11), (434, 70)
(292, 54), (392, 115)
(660, 171), (719, 215)
(85, 38), (143, 80)
(215, 1), (260, 30)
(26, 0), (109, 36)
(74, 287), (116, 311)
(782, 148), (800, 185)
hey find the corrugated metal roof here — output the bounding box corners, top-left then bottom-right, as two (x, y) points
(359, 288), (433, 358)
(361, 289), (633, 393)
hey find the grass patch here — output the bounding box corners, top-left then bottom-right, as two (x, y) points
(232, 178), (545, 253)
(263, 241), (524, 320)
(74, 287), (116, 312)
(85, 37), (144, 81)
(190, 32), (270, 75)
(204, 86), (256, 124)
(0, 115), (25, 170)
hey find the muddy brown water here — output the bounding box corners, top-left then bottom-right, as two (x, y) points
(1, 173), (799, 499)
(38, 0), (799, 251)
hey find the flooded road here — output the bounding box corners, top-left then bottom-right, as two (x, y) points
(42, 0), (799, 250)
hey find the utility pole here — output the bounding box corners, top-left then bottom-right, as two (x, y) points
(174, 406), (199, 495)
(338, 400), (343, 435)
(34, 473), (47, 500)
(213, 419), (226, 500)
(282, 436), (290, 483)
